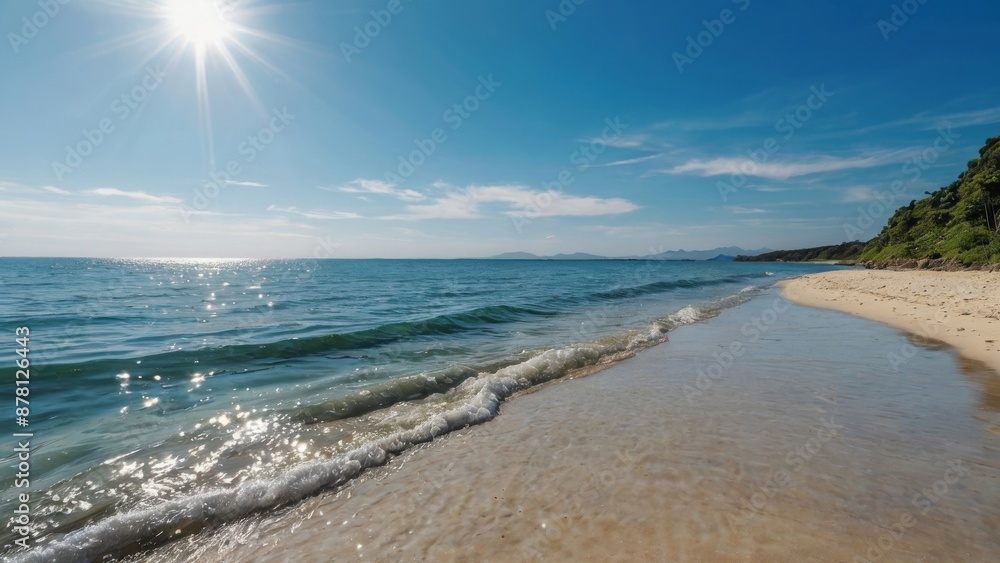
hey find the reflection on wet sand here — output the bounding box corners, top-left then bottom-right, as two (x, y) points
(146, 296), (1000, 562)
(957, 356), (1000, 412)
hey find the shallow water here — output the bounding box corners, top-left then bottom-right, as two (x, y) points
(143, 292), (1000, 562)
(0, 258), (835, 559)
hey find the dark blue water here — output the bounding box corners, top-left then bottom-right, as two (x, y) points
(0, 258), (840, 559)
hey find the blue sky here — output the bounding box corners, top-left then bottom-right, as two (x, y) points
(1, 0), (999, 258)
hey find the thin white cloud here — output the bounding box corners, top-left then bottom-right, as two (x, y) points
(0, 181), (36, 193)
(43, 186), (72, 195)
(663, 152), (901, 180)
(385, 184), (640, 220)
(267, 205), (361, 220)
(840, 186), (907, 203)
(583, 154), (663, 169)
(653, 113), (769, 132)
(579, 225), (657, 236)
(605, 135), (648, 148)
(393, 227), (431, 238)
(725, 206), (771, 214)
(919, 107), (1000, 129)
(224, 180), (268, 187)
(388, 193), (480, 220)
(841, 186), (883, 203)
(86, 188), (182, 204)
(886, 107), (1000, 131)
(327, 178), (425, 202)
(0, 196), (324, 257)
(579, 134), (651, 149)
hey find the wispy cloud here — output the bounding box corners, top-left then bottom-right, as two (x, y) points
(582, 154), (664, 168)
(662, 152), (901, 180)
(579, 224), (657, 236)
(86, 188), (182, 204)
(863, 107), (1000, 133)
(43, 185), (72, 195)
(725, 206), (771, 214)
(393, 227), (431, 238)
(326, 178), (425, 202)
(390, 193), (480, 220)
(0, 181), (37, 193)
(841, 186), (886, 203)
(918, 107), (1000, 129)
(579, 134), (653, 149)
(653, 113), (769, 132)
(224, 180), (268, 188)
(267, 205), (362, 220)
(385, 184), (640, 220)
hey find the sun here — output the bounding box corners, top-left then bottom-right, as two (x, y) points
(156, 0), (247, 167)
(85, 0), (293, 169)
(162, 0), (234, 48)
(138, 0), (294, 167)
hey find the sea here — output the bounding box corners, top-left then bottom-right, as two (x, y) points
(0, 257), (840, 560)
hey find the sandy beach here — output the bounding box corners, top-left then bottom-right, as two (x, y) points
(779, 269), (1000, 373)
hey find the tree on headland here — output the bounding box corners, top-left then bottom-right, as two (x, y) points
(860, 136), (1000, 267)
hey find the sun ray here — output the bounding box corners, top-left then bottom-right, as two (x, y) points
(74, 28), (166, 59)
(225, 36), (291, 81)
(215, 43), (267, 116)
(193, 45), (216, 168)
(76, 0), (315, 171)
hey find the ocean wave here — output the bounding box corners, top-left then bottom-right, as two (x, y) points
(11, 273), (766, 381)
(3, 304), (560, 382)
(587, 272), (769, 301)
(293, 364), (482, 423)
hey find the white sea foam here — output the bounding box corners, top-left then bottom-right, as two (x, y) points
(667, 305), (704, 325)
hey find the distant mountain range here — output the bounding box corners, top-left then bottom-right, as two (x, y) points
(483, 247), (773, 261)
(643, 247), (772, 261)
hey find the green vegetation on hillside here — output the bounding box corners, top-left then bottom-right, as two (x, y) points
(860, 136), (1000, 266)
(735, 241), (866, 262)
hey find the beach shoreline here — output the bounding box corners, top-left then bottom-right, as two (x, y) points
(778, 269), (1000, 374)
(144, 291), (1000, 562)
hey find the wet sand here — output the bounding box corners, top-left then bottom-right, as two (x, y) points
(147, 293), (1000, 562)
(780, 269), (1000, 373)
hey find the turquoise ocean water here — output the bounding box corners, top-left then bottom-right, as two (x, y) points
(0, 258), (839, 559)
